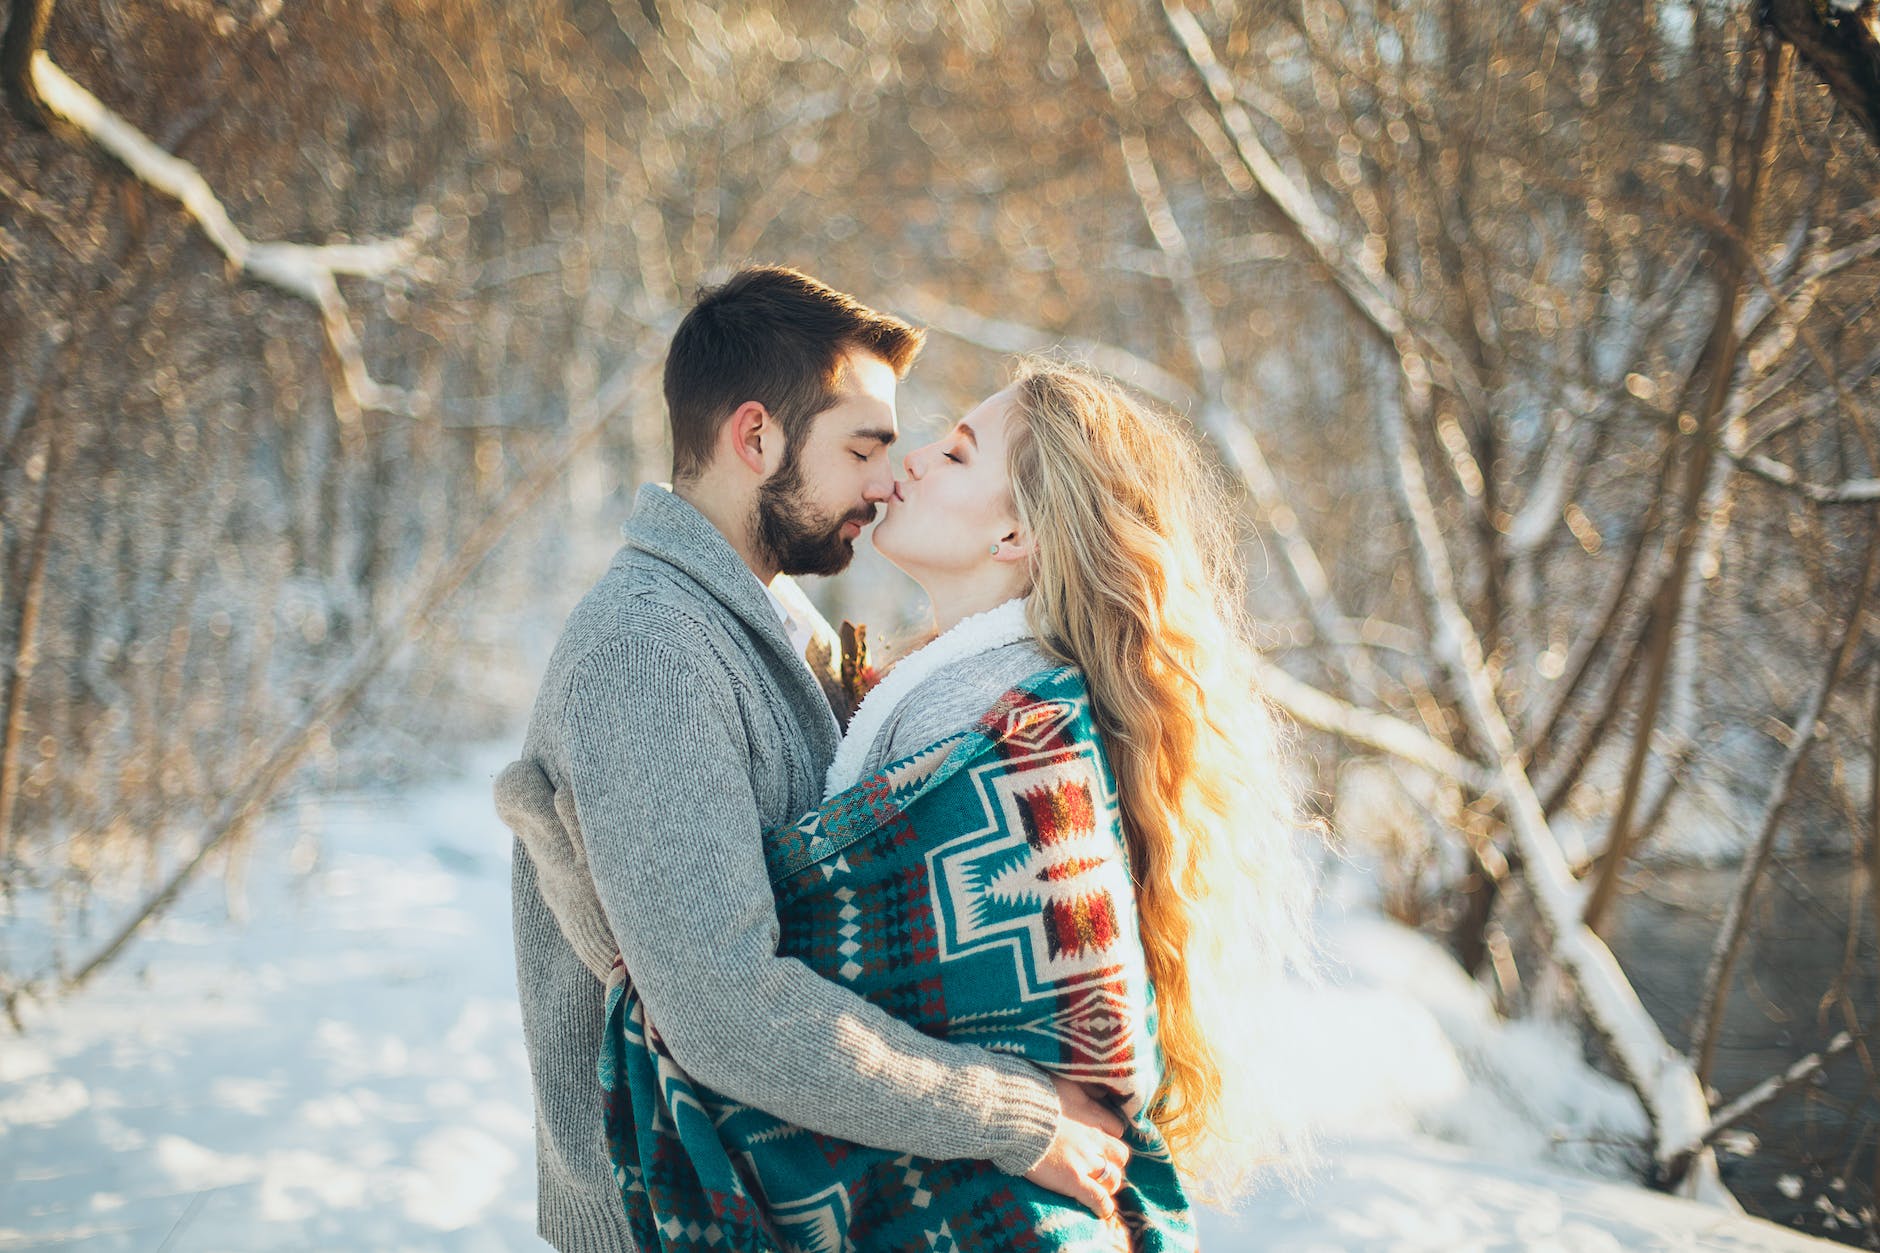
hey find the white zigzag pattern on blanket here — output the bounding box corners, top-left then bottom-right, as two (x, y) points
(927, 743), (1145, 1001)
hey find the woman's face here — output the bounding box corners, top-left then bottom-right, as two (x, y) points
(872, 387), (1024, 579)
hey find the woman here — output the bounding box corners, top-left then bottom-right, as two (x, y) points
(861, 358), (1314, 1191)
(526, 361), (1314, 1249)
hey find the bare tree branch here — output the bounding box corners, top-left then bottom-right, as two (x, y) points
(1161, 1), (1425, 370)
(1249, 655), (1497, 794)
(1072, 0), (1375, 701)
(29, 52), (423, 422)
(1726, 451), (1880, 503)
(1665, 1032), (1857, 1181)
(896, 289), (1199, 414)
(1735, 339), (1880, 456)
(1524, 438), (1678, 777)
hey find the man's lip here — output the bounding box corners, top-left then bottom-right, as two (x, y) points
(841, 519), (865, 537)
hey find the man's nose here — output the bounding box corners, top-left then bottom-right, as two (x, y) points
(861, 466), (895, 503)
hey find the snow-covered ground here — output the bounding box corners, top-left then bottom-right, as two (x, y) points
(0, 747), (1837, 1251)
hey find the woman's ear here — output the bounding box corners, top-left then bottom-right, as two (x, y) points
(724, 401), (776, 476)
(992, 524), (1034, 565)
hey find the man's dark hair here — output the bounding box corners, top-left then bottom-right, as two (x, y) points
(663, 266), (925, 482)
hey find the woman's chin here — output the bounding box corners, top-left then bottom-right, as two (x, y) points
(870, 525), (924, 580)
(871, 526), (908, 568)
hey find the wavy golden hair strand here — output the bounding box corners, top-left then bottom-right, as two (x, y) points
(1004, 360), (1319, 1202)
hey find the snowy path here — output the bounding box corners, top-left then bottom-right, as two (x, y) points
(0, 749), (1835, 1251)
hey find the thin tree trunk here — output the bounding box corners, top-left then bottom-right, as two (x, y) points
(1870, 662), (1880, 956)
(1583, 38), (1792, 934)
(1524, 437), (1677, 770)
(1440, 0), (1506, 664)
(1689, 520), (1880, 1091)
(1541, 603), (1655, 817)
(0, 421), (63, 858)
(1371, 369), (1732, 1201)
(0, 0), (56, 129)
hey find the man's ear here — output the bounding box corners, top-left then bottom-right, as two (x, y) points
(723, 401), (777, 476)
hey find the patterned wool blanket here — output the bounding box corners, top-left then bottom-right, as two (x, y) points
(599, 666), (1196, 1252)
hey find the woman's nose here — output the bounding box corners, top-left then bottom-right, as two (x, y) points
(902, 450), (922, 479)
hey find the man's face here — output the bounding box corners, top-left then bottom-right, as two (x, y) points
(753, 349), (900, 577)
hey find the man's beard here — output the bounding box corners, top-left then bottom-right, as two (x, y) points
(753, 450), (876, 577)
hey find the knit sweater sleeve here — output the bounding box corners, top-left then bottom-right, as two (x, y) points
(560, 634), (1060, 1176)
(865, 642), (1063, 776)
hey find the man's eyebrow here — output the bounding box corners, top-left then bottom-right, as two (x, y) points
(850, 426), (897, 446)
(957, 422), (979, 448)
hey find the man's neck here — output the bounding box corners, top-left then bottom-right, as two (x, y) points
(671, 479), (778, 586)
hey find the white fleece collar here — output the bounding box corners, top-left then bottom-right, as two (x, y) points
(823, 597), (1033, 800)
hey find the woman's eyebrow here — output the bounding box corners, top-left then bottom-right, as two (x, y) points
(956, 422), (979, 448)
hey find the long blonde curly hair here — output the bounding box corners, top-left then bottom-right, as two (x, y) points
(1004, 360), (1318, 1199)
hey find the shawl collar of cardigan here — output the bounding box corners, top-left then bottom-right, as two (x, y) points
(622, 481), (842, 747)
(491, 482), (845, 983)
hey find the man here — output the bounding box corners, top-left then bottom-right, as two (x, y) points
(504, 267), (1127, 1250)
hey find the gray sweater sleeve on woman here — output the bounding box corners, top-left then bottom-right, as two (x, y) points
(862, 641), (1065, 775)
(561, 633), (1059, 1177)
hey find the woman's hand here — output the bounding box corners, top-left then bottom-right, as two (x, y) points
(1022, 1076), (1132, 1220)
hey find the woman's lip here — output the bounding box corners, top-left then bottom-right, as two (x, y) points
(891, 483), (905, 501)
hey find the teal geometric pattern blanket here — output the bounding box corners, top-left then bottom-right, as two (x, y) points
(599, 666), (1196, 1251)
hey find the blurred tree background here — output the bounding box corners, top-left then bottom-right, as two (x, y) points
(2, 0), (1878, 1241)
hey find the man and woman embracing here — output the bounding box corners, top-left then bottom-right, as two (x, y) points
(496, 266), (1311, 1252)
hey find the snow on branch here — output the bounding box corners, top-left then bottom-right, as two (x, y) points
(1666, 1032), (1855, 1178)
(896, 289), (1199, 414)
(30, 51), (422, 422)
(1248, 656), (1498, 794)
(1726, 449), (1880, 503)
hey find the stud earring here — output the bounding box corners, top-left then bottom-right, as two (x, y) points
(989, 543), (999, 555)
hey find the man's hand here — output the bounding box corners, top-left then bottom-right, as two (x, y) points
(1022, 1076), (1132, 1220)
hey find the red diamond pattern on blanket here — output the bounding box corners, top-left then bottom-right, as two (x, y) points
(995, 698), (1079, 751)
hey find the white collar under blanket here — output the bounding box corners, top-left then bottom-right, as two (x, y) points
(822, 597), (1034, 800)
